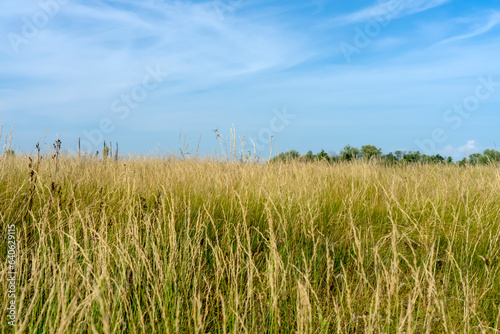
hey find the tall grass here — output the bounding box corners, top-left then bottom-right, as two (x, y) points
(1, 152), (499, 333)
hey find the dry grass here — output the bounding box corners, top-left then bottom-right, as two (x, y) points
(1, 153), (500, 333)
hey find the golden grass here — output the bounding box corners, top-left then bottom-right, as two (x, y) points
(1, 154), (500, 333)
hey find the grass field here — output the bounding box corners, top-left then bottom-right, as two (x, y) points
(1, 153), (500, 333)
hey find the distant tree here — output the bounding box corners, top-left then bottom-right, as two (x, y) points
(434, 154), (445, 163)
(403, 151), (421, 163)
(426, 154), (444, 164)
(315, 149), (329, 161)
(284, 150), (300, 159)
(483, 149), (500, 163)
(384, 152), (398, 164)
(269, 147), (500, 166)
(341, 145), (360, 161)
(458, 157), (468, 167)
(270, 150), (300, 163)
(4, 149), (15, 156)
(469, 153), (482, 165)
(361, 145), (382, 160)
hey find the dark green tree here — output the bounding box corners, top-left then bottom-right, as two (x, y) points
(434, 154), (445, 163)
(315, 149), (329, 161)
(403, 151), (421, 163)
(458, 157), (468, 167)
(341, 145), (360, 161)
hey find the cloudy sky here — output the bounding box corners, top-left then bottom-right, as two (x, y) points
(1, 0), (499, 159)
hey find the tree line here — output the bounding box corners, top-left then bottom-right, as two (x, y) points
(271, 145), (500, 166)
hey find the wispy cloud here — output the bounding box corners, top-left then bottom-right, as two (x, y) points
(1, 0), (499, 155)
(439, 140), (480, 159)
(332, 0), (452, 26)
(0, 0), (315, 118)
(438, 11), (500, 44)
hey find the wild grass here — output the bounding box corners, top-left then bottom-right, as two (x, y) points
(1, 152), (500, 333)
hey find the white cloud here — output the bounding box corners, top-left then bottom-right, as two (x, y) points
(0, 0), (315, 119)
(439, 140), (480, 159)
(331, 0), (452, 26)
(438, 11), (500, 44)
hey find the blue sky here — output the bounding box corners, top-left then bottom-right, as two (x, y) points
(1, 0), (499, 159)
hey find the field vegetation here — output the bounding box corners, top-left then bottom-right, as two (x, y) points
(1, 142), (500, 333)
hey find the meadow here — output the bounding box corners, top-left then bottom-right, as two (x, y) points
(1, 151), (500, 333)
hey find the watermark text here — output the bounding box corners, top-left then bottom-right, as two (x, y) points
(6, 224), (17, 327)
